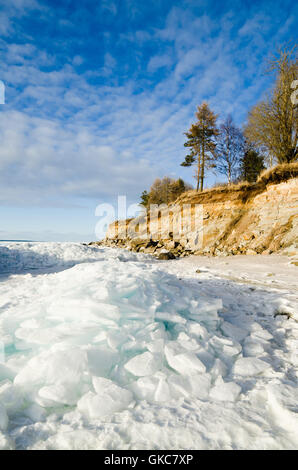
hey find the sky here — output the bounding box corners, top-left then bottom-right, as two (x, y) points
(0, 0), (297, 241)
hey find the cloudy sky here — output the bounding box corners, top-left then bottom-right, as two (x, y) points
(0, 0), (297, 241)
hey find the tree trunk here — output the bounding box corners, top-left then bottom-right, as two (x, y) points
(200, 135), (205, 192)
(196, 151), (201, 191)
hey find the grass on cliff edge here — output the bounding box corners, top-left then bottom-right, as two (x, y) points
(176, 162), (298, 203)
(257, 161), (298, 184)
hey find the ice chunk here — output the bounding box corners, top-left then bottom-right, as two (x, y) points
(15, 327), (63, 345)
(210, 377), (241, 402)
(210, 358), (228, 380)
(147, 339), (165, 353)
(155, 311), (186, 325)
(0, 363), (16, 382)
(186, 322), (208, 341)
(188, 298), (222, 322)
(0, 380), (24, 415)
(0, 403), (8, 431)
(124, 351), (163, 377)
(167, 373), (211, 400)
(165, 342), (206, 375)
(106, 331), (127, 350)
(14, 348), (87, 391)
(167, 374), (192, 399)
(210, 336), (242, 357)
(149, 325), (167, 341)
(188, 374), (211, 400)
(130, 376), (159, 402)
(221, 322), (248, 342)
(129, 372), (173, 404)
(92, 376), (115, 394)
(47, 299), (120, 325)
(233, 357), (270, 376)
(77, 380), (133, 420)
(24, 403), (46, 422)
(38, 383), (81, 406)
(93, 378), (133, 408)
(177, 332), (198, 351)
(87, 347), (119, 377)
(243, 337), (264, 357)
(250, 325), (273, 342)
(154, 378), (172, 403)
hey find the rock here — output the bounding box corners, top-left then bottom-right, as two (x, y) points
(164, 240), (176, 250)
(145, 247), (157, 254)
(157, 251), (176, 260)
(246, 249), (257, 255)
(130, 238), (147, 248)
(261, 249), (273, 255)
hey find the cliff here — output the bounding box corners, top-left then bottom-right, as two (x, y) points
(101, 169), (298, 258)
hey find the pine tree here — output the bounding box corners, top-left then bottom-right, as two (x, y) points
(181, 103), (218, 191)
(140, 190), (149, 208)
(240, 143), (265, 183)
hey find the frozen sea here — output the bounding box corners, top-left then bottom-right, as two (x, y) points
(0, 242), (297, 450)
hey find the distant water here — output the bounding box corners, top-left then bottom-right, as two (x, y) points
(0, 240), (34, 242)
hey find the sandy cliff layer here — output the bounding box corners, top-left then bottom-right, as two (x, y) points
(101, 178), (298, 257)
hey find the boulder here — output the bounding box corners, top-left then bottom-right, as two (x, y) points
(157, 251), (176, 260)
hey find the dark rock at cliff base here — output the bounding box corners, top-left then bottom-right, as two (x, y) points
(88, 241), (102, 246)
(157, 251), (176, 260)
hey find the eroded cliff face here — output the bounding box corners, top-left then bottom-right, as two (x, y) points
(102, 178), (298, 257)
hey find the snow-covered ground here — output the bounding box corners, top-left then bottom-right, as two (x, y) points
(0, 242), (297, 450)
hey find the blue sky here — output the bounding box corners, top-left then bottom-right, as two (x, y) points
(0, 0), (297, 241)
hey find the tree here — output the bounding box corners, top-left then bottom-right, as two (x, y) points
(181, 102), (218, 191)
(240, 142), (265, 183)
(244, 46), (298, 164)
(216, 115), (244, 184)
(140, 177), (192, 208)
(149, 177), (172, 205)
(140, 190), (149, 207)
(169, 178), (189, 200)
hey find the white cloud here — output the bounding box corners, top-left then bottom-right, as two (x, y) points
(147, 53), (173, 72)
(0, 4), (293, 208)
(72, 55), (84, 66)
(0, 0), (45, 37)
(0, 110), (158, 205)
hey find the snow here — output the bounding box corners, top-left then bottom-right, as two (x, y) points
(0, 242), (297, 450)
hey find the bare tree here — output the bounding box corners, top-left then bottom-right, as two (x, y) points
(244, 46), (298, 164)
(216, 115), (244, 184)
